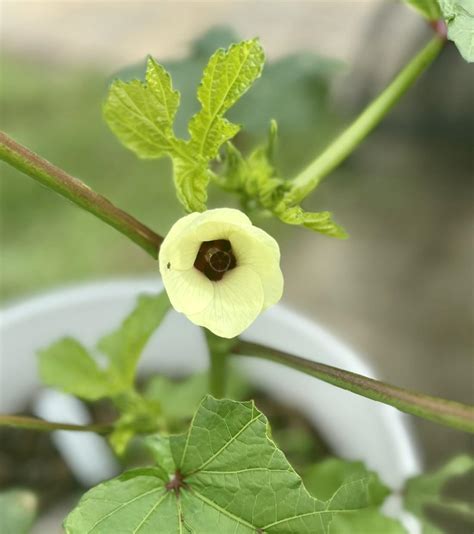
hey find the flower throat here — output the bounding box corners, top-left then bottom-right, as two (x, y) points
(194, 239), (237, 281)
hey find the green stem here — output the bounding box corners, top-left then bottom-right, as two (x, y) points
(204, 330), (235, 398)
(0, 414), (113, 434)
(285, 36), (444, 205)
(0, 131), (163, 258)
(233, 340), (474, 433)
(209, 350), (227, 398)
(426, 499), (474, 521)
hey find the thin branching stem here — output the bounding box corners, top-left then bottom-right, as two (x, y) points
(0, 414), (113, 434)
(233, 340), (474, 433)
(285, 35), (445, 205)
(0, 131), (163, 258)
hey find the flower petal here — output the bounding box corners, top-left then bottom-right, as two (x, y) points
(159, 212), (201, 271)
(193, 208), (252, 242)
(229, 226), (284, 308)
(162, 267), (214, 314)
(195, 208), (252, 228)
(187, 266), (264, 338)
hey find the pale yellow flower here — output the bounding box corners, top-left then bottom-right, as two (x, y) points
(159, 208), (284, 338)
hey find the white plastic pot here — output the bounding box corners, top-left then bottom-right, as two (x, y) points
(0, 278), (421, 531)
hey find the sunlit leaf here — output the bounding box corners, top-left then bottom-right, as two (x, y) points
(65, 397), (394, 533)
(404, 454), (474, 534)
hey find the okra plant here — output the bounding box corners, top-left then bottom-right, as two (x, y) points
(1, 0), (473, 532)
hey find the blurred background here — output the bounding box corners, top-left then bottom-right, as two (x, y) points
(1, 0), (473, 530)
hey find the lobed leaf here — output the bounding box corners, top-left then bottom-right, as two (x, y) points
(38, 338), (113, 400)
(103, 58), (180, 158)
(275, 204), (348, 239)
(303, 458), (406, 533)
(38, 292), (171, 400)
(303, 457), (389, 506)
(0, 489), (37, 534)
(65, 397), (400, 533)
(217, 122), (347, 239)
(438, 0), (474, 62)
(98, 292), (171, 389)
(171, 156), (209, 213)
(404, 454), (474, 534)
(104, 39), (264, 213)
(329, 509), (408, 534)
(189, 39), (265, 160)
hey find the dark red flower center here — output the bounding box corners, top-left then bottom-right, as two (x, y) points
(194, 239), (237, 281)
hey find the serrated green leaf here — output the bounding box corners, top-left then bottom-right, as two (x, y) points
(303, 457), (389, 506)
(103, 57), (180, 158)
(217, 123), (346, 239)
(64, 469), (178, 534)
(304, 458), (406, 534)
(172, 156), (209, 213)
(218, 121), (282, 206)
(189, 39), (265, 160)
(275, 203), (348, 239)
(38, 293), (171, 401)
(144, 435), (175, 479)
(0, 489), (37, 534)
(329, 508), (408, 534)
(145, 374), (209, 427)
(109, 394), (163, 456)
(104, 39), (264, 213)
(404, 454), (474, 534)
(439, 0), (474, 62)
(403, 0), (442, 20)
(116, 27), (342, 175)
(38, 338), (113, 400)
(98, 292), (171, 389)
(173, 38), (265, 212)
(144, 371), (250, 431)
(66, 396), (384, 533)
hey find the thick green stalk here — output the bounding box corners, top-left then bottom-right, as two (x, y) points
(285, 36), (444, 205)
(0, 414), (113, 434)
(0, 131), (163, 258)
(233, 340), (474, 433)
(204, 330), (236, 398)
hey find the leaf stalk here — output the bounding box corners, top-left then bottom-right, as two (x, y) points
(285, 36), (445, 205)
(0, 414), (113, 434)
(232, 340), (474, 433)
(0, 131), (163, 258)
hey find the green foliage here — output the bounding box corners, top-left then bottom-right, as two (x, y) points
(303, 457), (406, 533)
(188, 39), (264, 161)
(329, 509), (408, 534)
(103, 58), (180, 159)
(403, 0), (442, 20)
(38, 338), (113, 400)
(303, 457), (389, 504)
(144, 371), (249, 430)
(65, 397), (394, 533)
(438, 0), (474, 62)
(105, 28), (345, 235)
(97, 293), (171, 388)
(109, 393), (164, 456)
(404, 454), (474, 534)
(274, 203), (348, 239)
(117, 27), (342, 176)
(0, 489), (37, 534)
(38, 292), (170, 400)
(104, 39), (264, 212)
(217, 122), (347, 238)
